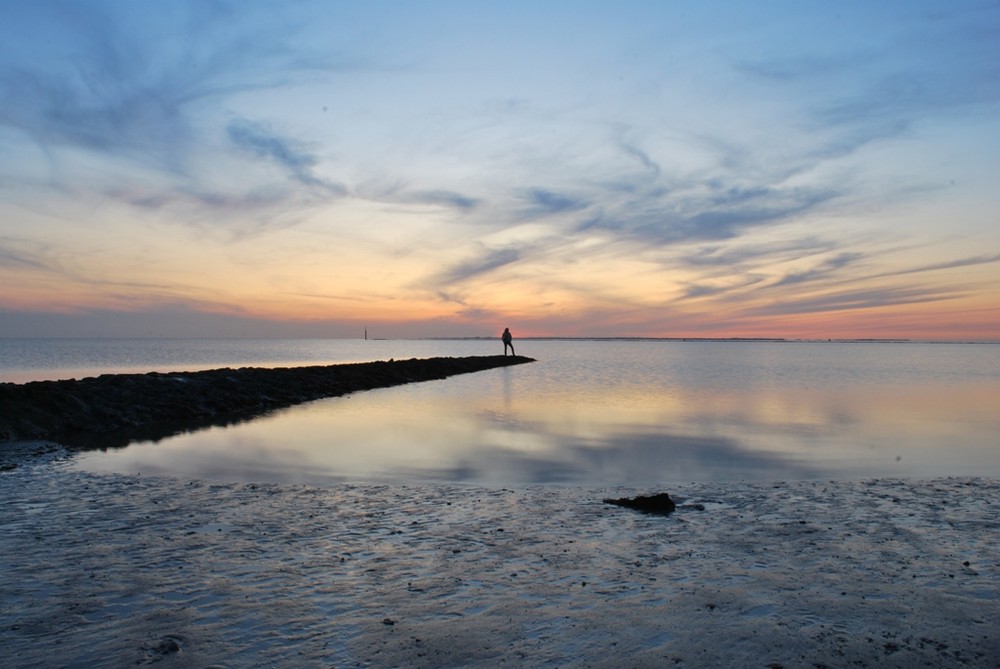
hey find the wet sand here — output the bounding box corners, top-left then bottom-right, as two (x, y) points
(1, 450), (997, 668)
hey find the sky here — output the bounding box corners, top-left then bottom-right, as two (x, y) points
(1, 1), (999, 340)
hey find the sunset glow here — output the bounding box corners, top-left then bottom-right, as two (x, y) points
(2, 1), (998, 340)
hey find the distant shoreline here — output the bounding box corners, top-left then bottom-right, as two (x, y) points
(2, 337), (997, 344)
(424, 336), (999, 345)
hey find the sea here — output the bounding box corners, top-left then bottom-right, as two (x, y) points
(2, 338), (999, 486)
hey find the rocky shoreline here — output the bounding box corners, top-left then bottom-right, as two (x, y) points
(0, 355), (535, 450)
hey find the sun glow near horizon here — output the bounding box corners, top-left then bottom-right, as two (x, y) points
(1, 1), (998, 341)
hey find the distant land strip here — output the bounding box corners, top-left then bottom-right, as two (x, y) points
(0, 355), (535, 450)
(426, 336), (919, 343)
(425, 337), (999, 344)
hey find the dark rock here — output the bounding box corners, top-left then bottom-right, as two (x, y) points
(603, 492), (676, 515)
(151, 634), (184, 657)
(0, 355), (535, 451)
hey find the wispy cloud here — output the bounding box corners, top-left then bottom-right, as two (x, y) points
(680, 274), (768, 301)
(737, 52), (873, 83)
(680, 237), (837, 268)
(519, 188), (589, 220)
(873, 253), (1000, 279)
(226, 118), (346, 195)
(617, 140), (662, 182)
(753, 285), (960, 317)
(772, 252), (865, 287)
(779, 251), (1000, 297)
(578, 182), (841, 246)
(111, 185), (290, 214)
(0, 241), (47, 271)
(354, 182), (481, 211)
(0, 2), (347, 184)
(734, 4), (1000, 177)
(0, 234), (206, 308)
(432, 246), (522, 287)
(1, 2), (997, 338)
(409, 190), (480, 211)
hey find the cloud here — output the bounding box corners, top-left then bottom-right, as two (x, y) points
(226, 118), (346, 195)
(680, 190), (838, 241)
(616, 140), (662, 182)
(682, 284), (728, 299)
(580, 182), (840, 246)
(737, 52), (872, 83)
(681, 274), (767, 301)
(113, 185), (291, 214)
(518, 188), (589, 220)
(0, 234), (219, 313)
(752, 285), (959, 317)
(2, 5), (197, 167)
(562, 430), (820, 483)
(433, 246), (522, 286)
(784, 251), (1000, 298)
(408, 190), (480, 211)
(680, 237), (836, 268)
(0, 242), (47, 271)
(873, 253), (1000, 279)
(0, 2), (346, 180)
(2, 2), (997, 340)
(772, 252), (865, 287)
(0, 236), (83, 287)
(733, 5), (1000, 175)
(354, 182), (480, 211)
(436, 424), (823, 485)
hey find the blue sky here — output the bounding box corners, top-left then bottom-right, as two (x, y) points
(1, 1), (999, 338)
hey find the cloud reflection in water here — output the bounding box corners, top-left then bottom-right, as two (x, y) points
(71, 341), (1000, 485)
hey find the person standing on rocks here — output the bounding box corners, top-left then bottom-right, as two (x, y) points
(502, 327), (515, 356)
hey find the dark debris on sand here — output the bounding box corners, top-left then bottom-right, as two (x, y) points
(603, 493), (677, 516)
(0, 355), (535, 450)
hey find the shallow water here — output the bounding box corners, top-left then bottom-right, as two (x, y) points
(0, 337), (485, 384)
(9, 338), (991, 486)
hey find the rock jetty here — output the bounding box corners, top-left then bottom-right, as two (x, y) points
(0, 355), (535, 449)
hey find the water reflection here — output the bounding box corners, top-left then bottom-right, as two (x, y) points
(71, 341), (1000, 485)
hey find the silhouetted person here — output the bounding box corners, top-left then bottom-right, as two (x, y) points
(502, 327), (515, 356)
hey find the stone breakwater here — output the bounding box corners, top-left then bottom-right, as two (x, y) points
(0, 355), (534, 449)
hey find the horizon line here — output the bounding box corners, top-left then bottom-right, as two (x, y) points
(3, 335), (998, 345)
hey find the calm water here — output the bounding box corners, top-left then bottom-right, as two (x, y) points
(3, 338), (999, 485)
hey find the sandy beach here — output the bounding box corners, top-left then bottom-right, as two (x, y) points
(2, 445), (997, 668)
